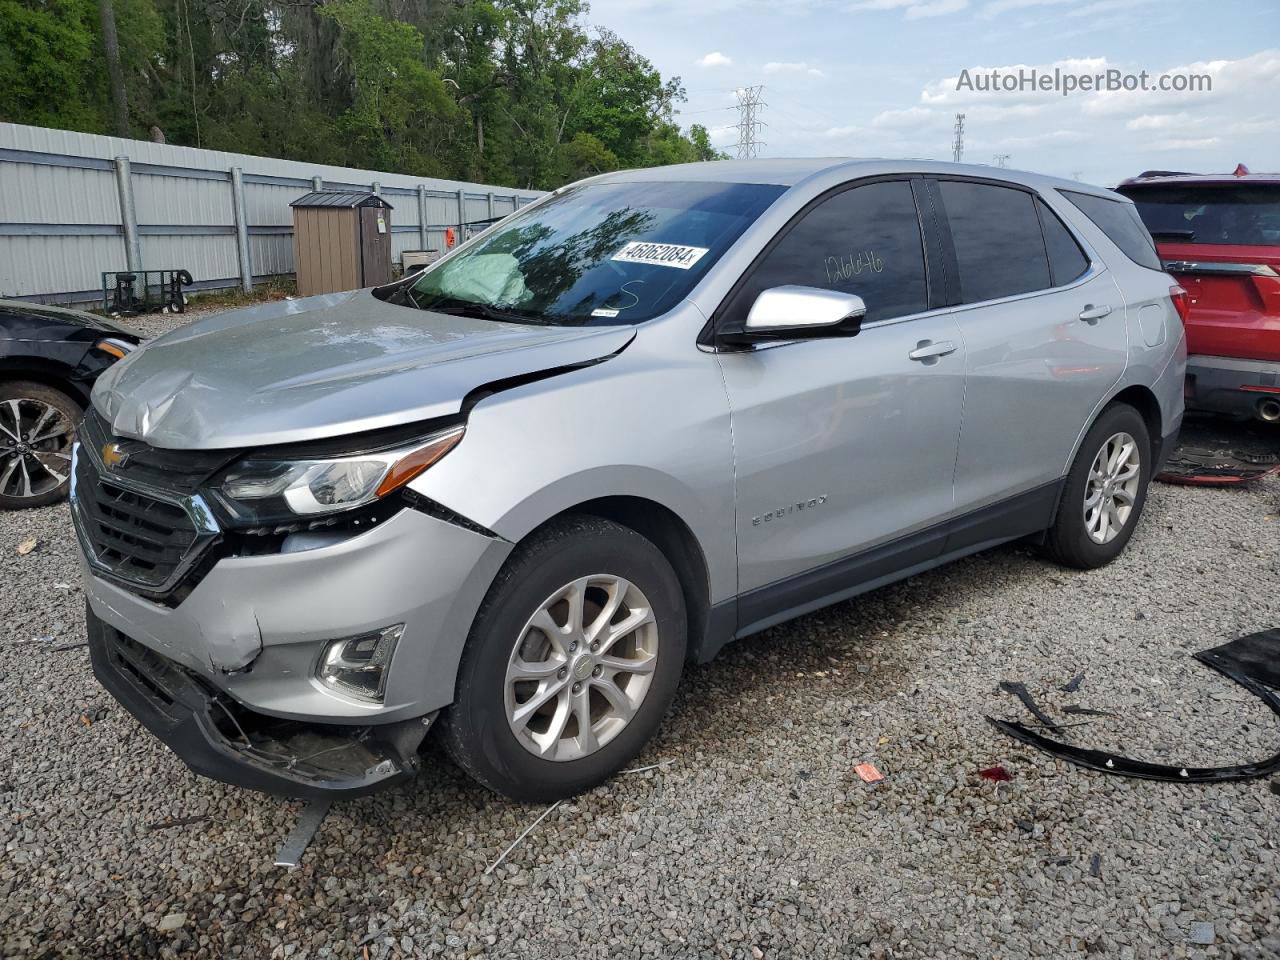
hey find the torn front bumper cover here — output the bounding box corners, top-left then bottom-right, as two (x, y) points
(89, 608), (435, 799)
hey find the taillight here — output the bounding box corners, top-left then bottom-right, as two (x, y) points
(1168, 285), (1191, 324)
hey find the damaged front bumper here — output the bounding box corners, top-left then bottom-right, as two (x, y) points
(89, 608), (435, 799)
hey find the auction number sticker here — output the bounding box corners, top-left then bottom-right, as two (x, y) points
(611, 241), (709, 270)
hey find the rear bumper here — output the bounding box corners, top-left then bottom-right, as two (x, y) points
(1186, 355), (1280, 420)
(89, 607), (434, 799)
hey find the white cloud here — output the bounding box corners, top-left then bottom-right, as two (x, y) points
(906, 0), (969, 17)
(1082, 49), (1280, 115)
(922, 57), (1110, 106)
(980, 0), (1070, 16)
(764, 61), (825, 77)
(708, 124), (739, 146)
(1150, 136), (1223, 150)
(1126, 112), (1193, 131)
(1066, 0), (1155, 16)
(696, 51), (733, 68)
(821, 125), (862, 138)
(870, 106), (941, 129)
(849, 0), (970, 15)
(994, 128), (1088, 148)
(851, 0), (1139, 18)
(847, 0), (917, 9)
(879, 49), (1279, 181)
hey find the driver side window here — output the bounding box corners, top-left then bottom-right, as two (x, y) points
(726, 180), (930, 327)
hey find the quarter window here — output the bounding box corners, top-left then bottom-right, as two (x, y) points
(1036, 198), (1090, 287)
(1062, 190), (1163, 271)
(727, 180), (929, 326)
(939, 181), (1051, 304)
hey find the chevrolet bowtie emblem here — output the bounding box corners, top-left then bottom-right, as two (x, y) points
(101, 442), (129, 470)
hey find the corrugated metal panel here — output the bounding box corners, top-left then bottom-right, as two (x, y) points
(140, 235), (238, 283)
(135, 175), (232, 227)
(0, 235), (123, 298)
(0, 163), (120, 224)
(0, 121), (545, 301)
(248, 235), (293, 276)
(465, 196), (491, 225)
(426, 195), (454, 227)
(246, 183), (307, 226)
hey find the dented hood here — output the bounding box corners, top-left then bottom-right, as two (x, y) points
(92, 289), (634, 449)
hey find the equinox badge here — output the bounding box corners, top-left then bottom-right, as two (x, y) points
(753, 495), (829, 527)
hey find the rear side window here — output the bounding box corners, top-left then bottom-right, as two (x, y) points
(1062, 190), (1163, 271)
(1036, 198), (1090, 286)
(1122, 185), (1280, 246)
(727, 180), (929, 325)
(938, 181), (1051, 304)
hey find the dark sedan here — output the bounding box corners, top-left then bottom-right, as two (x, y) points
(0, 299), (142, 509)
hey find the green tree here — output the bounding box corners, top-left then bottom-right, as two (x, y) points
(0, 0), (723, 190)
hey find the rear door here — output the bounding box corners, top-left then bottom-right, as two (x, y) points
(1122, 184), (1280, 361)
(713, 178), (966, 601)
(931, 178), (1128, 514)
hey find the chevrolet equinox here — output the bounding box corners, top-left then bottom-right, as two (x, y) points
(74, 160), (1187, 802)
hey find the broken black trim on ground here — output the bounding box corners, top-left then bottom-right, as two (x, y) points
(989, 629), (1280, 783)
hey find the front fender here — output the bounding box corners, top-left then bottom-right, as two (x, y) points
(411, 322), (738, 604)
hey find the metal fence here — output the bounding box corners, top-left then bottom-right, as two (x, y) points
(0, 122), (544, 305)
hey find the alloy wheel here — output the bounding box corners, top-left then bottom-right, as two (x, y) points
(1083, 431), (1141, 545)
(504, 574), (659, 762)
(0, 398), (74, 500)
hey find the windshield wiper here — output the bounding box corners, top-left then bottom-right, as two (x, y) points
(425, 299), (546, 325)
(1150, 229), (1196, 241)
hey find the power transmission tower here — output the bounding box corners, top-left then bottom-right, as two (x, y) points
(952, 113), (965, 163)
(734, 86), (767, 160)
(993, 153), (1010, 168)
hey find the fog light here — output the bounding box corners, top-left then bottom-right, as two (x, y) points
(316, 624), (403, 702)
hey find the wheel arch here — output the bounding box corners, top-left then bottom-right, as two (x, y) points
(0, 359), (91, 407)
(537, 495), (717, 664)
(1063, 381), (1165, 477)
(1108, 384), (1162, 459)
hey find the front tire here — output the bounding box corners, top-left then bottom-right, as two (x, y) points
(0, 381), (82, 510)
(441, 516), (687, 802)
(1043, 402), (1152, 569)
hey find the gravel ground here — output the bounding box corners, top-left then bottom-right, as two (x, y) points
(2, 310), (1277, 958)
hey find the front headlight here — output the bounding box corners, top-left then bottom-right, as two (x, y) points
(214, 425), (463, 526)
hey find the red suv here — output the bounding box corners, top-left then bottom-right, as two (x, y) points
(1117, 166), (1280, 423)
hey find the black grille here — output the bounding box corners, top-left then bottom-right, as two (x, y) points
(73, 408), (233, 594)
(79, 408), (234, 494)
(73, 452), (201, 589)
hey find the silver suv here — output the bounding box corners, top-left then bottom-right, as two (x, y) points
(74, 160), (1186, 802)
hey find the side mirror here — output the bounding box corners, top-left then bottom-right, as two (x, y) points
(719, 285), (866, 349)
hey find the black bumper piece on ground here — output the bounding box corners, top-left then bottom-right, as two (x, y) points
(88, 607), (433, 800)
(989, 629), (1280, 783)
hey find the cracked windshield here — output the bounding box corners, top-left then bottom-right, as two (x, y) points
(398, 180), (785, 326)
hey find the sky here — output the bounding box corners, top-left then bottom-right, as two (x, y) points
(586, 0), (1279, 186)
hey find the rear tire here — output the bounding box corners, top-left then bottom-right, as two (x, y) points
(1043, 403), (1151, 569)
(441, 516), (686, 802)
(0, 381), (82, 510)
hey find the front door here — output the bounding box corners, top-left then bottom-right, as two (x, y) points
(713, 179), (966, 602)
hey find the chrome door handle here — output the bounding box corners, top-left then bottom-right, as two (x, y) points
(1078, 304), (1113, 323)
(908, 339), (957, 362)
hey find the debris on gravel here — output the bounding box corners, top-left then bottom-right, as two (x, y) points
(1, 312), (1277, 959)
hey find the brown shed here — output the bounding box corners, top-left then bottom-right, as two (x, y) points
(290, 191), (394, 296)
